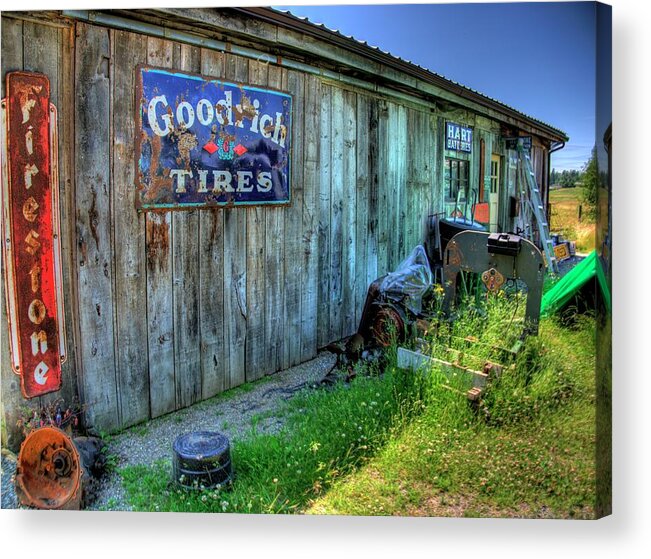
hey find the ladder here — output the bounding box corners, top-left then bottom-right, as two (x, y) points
(516, 142), (558, 275)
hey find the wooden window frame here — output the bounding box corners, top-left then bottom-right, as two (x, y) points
(445, 157), (470, 202)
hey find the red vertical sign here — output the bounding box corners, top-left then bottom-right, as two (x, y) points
(1, 71), (65, 398)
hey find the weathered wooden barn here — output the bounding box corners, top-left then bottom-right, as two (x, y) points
(1, 7), (568, 449)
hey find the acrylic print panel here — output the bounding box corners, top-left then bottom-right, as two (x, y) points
(1, 2), (611, 521)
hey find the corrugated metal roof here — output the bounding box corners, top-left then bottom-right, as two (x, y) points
(260, 7), (568, 141)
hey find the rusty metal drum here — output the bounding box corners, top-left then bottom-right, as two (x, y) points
(172, 431), (232, 490)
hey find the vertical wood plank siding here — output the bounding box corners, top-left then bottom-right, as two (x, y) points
(329, 87), (344, 342)
(111, 29), (149, 427)
(173, 44), (202, 409)
(300, 74), (320, 362)
(1, 17), (27, 448)
(245, 59), (269, 382)
(341, 89), (357, 336)
(316, 84), (332, 348)
(145, 37), (176, 418)
(222, 53), (248, 391)
(265, 65), (286, 372)
(75, 22), (120, 430)
(376, 100), (390, 277)
(199, 48), (227, 400)
(0, 16), (552, 438)
(354, 95), (370, 328)
(284, 69), (305, 367)
(366, 99), (380, 289)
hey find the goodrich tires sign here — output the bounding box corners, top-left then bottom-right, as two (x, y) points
(136, 66), (292, 210)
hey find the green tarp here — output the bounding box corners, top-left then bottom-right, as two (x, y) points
(540, 250), (611, 317)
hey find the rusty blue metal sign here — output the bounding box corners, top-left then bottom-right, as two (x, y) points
(445, 121), (473, 153)
(136, 66), (292, 210)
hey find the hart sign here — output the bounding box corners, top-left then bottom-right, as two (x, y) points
(446, 121), (473, 153)
(1, 71), (66, 398)
(136, 66), (292, 210)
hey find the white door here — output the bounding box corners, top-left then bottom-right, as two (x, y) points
(489, 155), (501, 233)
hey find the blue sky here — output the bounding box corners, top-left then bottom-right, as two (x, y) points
(274, 2), (604, 171)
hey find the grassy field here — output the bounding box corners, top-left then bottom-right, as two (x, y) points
(119, 292), (597, 518)
(308, 319), (596, 518)
(549, 186), (596, 254)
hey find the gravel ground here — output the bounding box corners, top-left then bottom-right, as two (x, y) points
(1, 451), (18, 510)
(1, 351), (336, 511)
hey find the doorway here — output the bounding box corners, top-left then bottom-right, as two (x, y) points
(489, 154), (501, 233)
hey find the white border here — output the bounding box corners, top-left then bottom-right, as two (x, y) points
(1, 98), (22, 374)
(49, 102), (67, 363)
(2, 2), (650, 559)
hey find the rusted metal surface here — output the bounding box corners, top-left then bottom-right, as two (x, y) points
(136, 66), (292, 210)
(481, 267), (506, 293)
(1, 71), (66, 398)
(369, 304), (406, 347)
(443, 231), (545, 335)
(15, 426), (83, 509)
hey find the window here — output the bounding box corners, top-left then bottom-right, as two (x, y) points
(490, 159), (499, 194)
(445, 158), (469, 201)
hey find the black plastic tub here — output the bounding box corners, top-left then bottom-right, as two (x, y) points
(439, 217), (486, 254)
(172, 431), (233, 490)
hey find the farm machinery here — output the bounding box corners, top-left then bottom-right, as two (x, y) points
(327, 220), (546, 401)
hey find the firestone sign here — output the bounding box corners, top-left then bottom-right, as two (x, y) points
(136, 66), (292, 210)
(445, 121), (473, 153)
(1, 71), (66, 398)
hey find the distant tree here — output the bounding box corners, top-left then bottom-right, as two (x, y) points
(560, 171), (570, 187)
(558, 169), (580, 188)
(581, 146), (599, 220)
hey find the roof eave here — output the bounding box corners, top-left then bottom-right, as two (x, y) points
(234, 6), (568, 143)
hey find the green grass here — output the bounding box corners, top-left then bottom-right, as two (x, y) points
(549, 186), (584, 203)
(132, 423), (150, 437)
(119, 296), (598, 518)
(308, 316), (596, 518)
(120, 345), (429, 514)
(549, 187), (595, 253)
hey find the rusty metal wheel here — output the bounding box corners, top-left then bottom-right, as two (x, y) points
(15, 426), (83, 509)
(369, 304), (406, 347)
